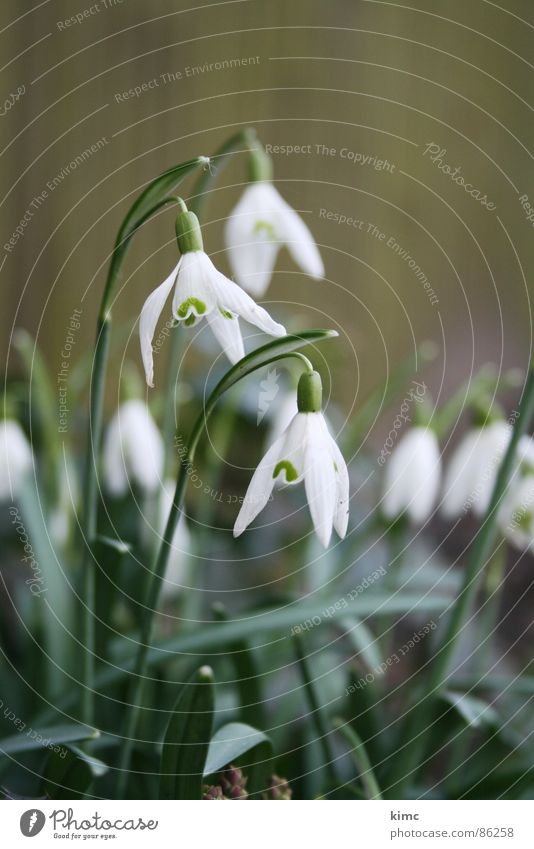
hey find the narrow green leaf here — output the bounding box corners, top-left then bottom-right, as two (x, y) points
(339, 617), (383, 673)
(42, 593), (451, 721)
(212, 603), (265, 728)
(17, 479), (73, 696)
(159, 665), (214, 800)
(203, 722), (271, 778)
(189, 127), (256, 217)
(122, 156), (209, 234)
(41, 744), (108, 799)
(95, 535), (131, 555)
(333, 718), (383, 799)
(205, 330), (338, 413)
(0, 724), (98, 755)
(442, 691), (500, 730)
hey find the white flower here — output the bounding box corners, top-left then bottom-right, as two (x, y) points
(225, 182), (324, 297)
(233, 408), (349, 548)
(382, 427), (441, 523)
(498, 475), (534, 552)
(0, 420), (32, 500)
(102, 400), (163, 496)
(441, 421), (511, 519)
(159, 479), (191, 599)
(139, 250), (286, 386)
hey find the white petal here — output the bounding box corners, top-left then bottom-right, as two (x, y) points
(233, 435), (284, 537)
(383, 428), (441, 523)
(205, 310), (245, 364)
(102, 415), (129, 496)
(171, 251), (218, 323)
(225, 185), (280, 296)
(330, 433), (349, 538)
(159, 478), (190, 598)
(103, 400), (163, 495)
(303, 414), (336, 547)
(275, 412), (308, 483)
(0, 420), (32, 500)
(212, 271), (286, 338)
(499, 475), (534, 551)
(139, 261), (180, 387)
(227, 232), (279, 297)
(272, 188), (324, 279)
(441, 429), (482, 519)
(472, 421), (511, 517)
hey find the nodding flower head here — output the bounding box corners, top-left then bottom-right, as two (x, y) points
(139, 206), (286, 387)
(224, 144), (324, 296)
(382, 426), (442, 524)
(441, 420), (511, 519)
(102, 399), (164, 496)
(0, 419), (32, 501)
(233, 370), (349, 548)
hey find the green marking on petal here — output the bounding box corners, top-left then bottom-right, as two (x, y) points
(184, 314), (197, 327)
(253, 219), (276, 239)
(177, 297), (206, 318)
(273, 460), (298, 482)
(334, 462), (338, 472)
(219, 306), (234, 320)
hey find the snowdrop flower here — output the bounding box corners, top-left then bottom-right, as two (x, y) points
(382, 427), (441, 523)
(224, 144), (324, 296)
(441, 420), (511, 519)
(234, 371), (348, 547)
(102, 400), (163, 496)
(139, 204), (286, 386)
(498, 475), (534, 552)
(0, 419), (32, 500)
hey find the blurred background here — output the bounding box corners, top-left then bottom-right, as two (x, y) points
(2, 0), (533, 411)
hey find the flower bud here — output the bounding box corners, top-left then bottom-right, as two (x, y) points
(202, 784), (225, 800)
(219, 765), (248, 799)
(265, 774), (292, 800)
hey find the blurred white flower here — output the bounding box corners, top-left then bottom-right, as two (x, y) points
(0, 420), (32, 500)
(225, 182), (324, 297)
(441, 421), (511, 519)
(102, 400), (163, 496)
(159, 479), (191, 599)
(498, 475), (534, 552)
(382, 427), (441, 523)
(234, 401), (348, 548)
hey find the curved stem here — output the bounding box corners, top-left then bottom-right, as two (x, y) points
(189, 127), (257, 217)
(116, 342), (327, 795)
(80, 158), (208, 727)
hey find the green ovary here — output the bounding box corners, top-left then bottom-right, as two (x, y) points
(273, 460), (299, 482)
(253, 219), (276, 239)
(177, 297), (207, 319)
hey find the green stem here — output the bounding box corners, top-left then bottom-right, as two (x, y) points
(388, 362), (534, 796)
(293, 633), (337, 789)
(116, 336), (334, 796)
(80, 157), (209, 727)
(81, 317), (110, 726)
(189, 127), (257, 218)
(332, 718), (383, 799)
(477, 541), (507, 675)
(162, 324), (184, 479)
